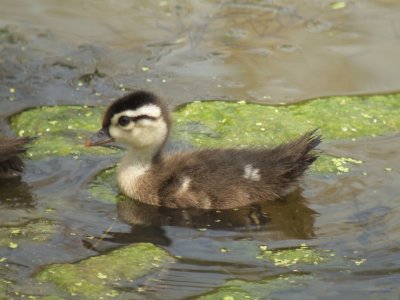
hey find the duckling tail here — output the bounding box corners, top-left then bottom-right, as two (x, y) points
(299, 128), (322, 164)
(273, 129), (321, 188)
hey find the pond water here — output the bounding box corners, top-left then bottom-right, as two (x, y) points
(1, 1), (400, 299)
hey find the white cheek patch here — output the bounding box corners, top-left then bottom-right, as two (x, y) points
(109, 124), (131, 139)
(111, 105), (162, 125)
(243, 164), (261, 181)
(134, 119), (168, 147)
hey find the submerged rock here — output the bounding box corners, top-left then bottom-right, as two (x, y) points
(35, 243), (174, 299)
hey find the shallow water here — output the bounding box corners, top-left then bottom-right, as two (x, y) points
(1, 1), (400, 299)
(1, 0), (400, 114)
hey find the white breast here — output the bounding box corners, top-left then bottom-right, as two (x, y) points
(117, 163), (149, 198)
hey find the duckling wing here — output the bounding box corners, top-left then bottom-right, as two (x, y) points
(156, 130), (321, 209)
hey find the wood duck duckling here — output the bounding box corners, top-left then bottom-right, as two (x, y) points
(0, 136), (34, 179)
(85, 91), (321, 210)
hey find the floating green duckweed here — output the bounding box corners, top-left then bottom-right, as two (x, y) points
(10, 105), (118, 158)
(36, 243), (174, 299)
(330, 157), (363, 173)
(257, 243), (330, 267)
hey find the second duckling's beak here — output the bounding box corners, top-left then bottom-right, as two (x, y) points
(85, 127), (115, 147)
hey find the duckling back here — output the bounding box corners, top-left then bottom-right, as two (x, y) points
(132, 130), (321, 209)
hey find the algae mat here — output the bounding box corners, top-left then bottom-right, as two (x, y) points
(35, 243), (174, 299)
(173, 94), (400, 146)
(9, 105), (118, 158)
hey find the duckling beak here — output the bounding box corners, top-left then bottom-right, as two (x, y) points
(84, 127), (115, 147)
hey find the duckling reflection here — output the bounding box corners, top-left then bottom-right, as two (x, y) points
(0, 177), (34, 209)
(86, 190), (316, 250)
(116, 188), (316, 238)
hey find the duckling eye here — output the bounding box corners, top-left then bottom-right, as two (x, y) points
(118, 116), (131, 127)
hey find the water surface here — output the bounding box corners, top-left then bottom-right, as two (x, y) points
(1, 1), (400, 299)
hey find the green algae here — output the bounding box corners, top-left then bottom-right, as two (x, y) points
(195, 274), (312, 300)
(0, 280), (6, 296)
(35, 243), (174, 299)
(195, 244), (331, 299)
(0, 219), (61, 249)
(257, 243), (331, 267)
(87, 166), (119, 204)
(173, 94), (400, 173)
(173, 94), (400, 145)
(9, 105), (118, 159)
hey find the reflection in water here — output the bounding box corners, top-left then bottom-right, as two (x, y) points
(79, 190), (317, 298)
(101, 189), (316, 245)
(0, 177), (34, 209)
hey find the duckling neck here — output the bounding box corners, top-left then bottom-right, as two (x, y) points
(119, 147), (155, 176)
(117, 147), (160, 200)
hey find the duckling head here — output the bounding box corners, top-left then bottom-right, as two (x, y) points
(86, 91), (171, 154)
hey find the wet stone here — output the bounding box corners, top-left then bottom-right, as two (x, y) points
(35, 243), (175, 299)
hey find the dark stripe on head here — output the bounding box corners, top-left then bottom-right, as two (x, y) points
(102, 90), (169, 128)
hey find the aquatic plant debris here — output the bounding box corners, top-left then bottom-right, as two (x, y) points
(35, 243), (174, 299)
(257, 243), (330, 267)
(330, 157), (363, 174)
(330, 1), (347, 10)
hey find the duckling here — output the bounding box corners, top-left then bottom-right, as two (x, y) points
(0, 136), (34, 178)
(85, 91), (321, 209)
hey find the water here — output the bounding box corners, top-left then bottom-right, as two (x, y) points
(1, 1), (400, 299)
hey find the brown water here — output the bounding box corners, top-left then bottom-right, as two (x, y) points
(1, 1), (400, 299)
